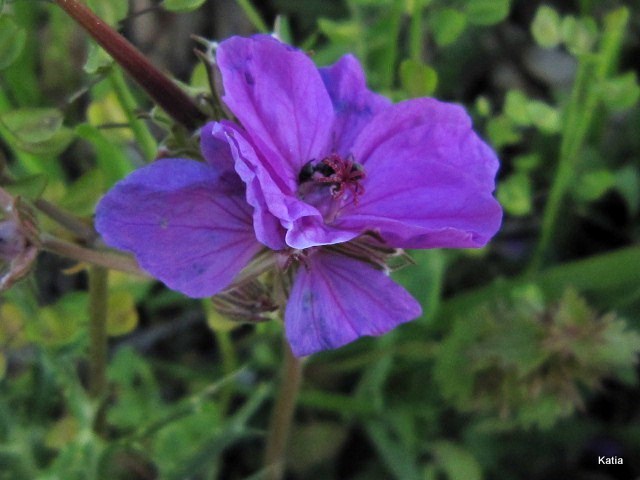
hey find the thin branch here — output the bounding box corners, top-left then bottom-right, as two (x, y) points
(53, 0), (206, 130)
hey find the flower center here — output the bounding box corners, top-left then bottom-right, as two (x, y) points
(297, 153), (365, 203)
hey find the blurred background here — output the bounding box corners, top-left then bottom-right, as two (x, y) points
(1, 0), (640, 479)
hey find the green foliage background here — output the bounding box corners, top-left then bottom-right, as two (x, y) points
(1, 0), (640, 479)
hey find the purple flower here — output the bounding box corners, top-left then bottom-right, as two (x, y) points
(96, 34), (502, 357)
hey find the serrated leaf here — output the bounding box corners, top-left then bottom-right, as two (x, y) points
(531, 6), (562, 49)
(161, 0), (207, 13)
(430, 9), (467, 46)
(0, 16), (27, 70)
(399, 59), (438, 97)
(465, 0), (510, 26)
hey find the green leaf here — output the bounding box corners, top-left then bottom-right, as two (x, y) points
(573, 169), (616, 202)
(1, 108), (63, 143)
(614, 166), (640, 214)
(399, 59), (438, 97)
(0, 16), (27, 70)
(3, 174), (48, 200)
(432, 441), (482, 480)
(513, 153), (541, 172)
(86, 0), (129, 26)
(289, 423), (348, 474)
(106, 291), (138, 336)
(561, 16), (598, 55)
(366, 420), (421, 480)
(497, 172), (532, 216)
(29, 292), (88, 347)
(60, 168), (106, 216)
(0, 108), (75, 156)
(161, 0), (207, 13)
(84, 42), (113, 75)
(430, 9), (467, 46)
(318, 18), (362, 44)
(486, 115), (521, 148)
(531, 6), (562, 49)
(527, 100), (560, 133)
(503, 90), (531, 126)
(599, 72), (640, 110)
(465, 0), (510, 26)
(75, 123), (133, 186)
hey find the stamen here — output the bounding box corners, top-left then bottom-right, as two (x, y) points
(297, 153), (365, 204)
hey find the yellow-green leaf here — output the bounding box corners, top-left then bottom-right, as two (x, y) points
(107, 291), (138, 336)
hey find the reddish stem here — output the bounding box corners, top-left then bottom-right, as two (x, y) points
(54, 0), (206, 130)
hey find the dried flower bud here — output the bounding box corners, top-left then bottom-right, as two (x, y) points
(0, 188), (39, 292)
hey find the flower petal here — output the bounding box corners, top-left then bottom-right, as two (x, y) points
(95, 158), (261, 297)
(338, 98), (502, 248)
(200, 121), (236, 175)
(285, 250), (421, 356)
(217, 122), (290, 250)
(216, 35), (334, 175)
(319, 54), (390, 157)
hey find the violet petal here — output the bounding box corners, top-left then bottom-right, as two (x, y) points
(337, 98), (502, 249)
(216, 35), (334, 176)
(95, 158), (261, 297)
(319, 54), (390, 157)
(285, 250), (422, 356)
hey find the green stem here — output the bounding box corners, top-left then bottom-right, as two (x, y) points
(108, 68), (157, 161)
(213, 328), (237, 415)
(264, 342), (304, 480)
(528, 8), (629, 272)
(88, 266), (108, 434)
(409, 0), (425, 61)
(40, 233), (147, 276)
(34, 198), (97, 241)
(236, 0), (270, 33)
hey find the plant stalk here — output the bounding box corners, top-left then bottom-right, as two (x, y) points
(264, 342), (304, 480)
(53, 0), (206, 130)
(88, 265), (109, 434)
(40, 233), (147, 277)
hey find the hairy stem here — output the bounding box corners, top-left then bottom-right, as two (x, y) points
(53, 0), (206, 130)
(264, 342), (304, 480)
